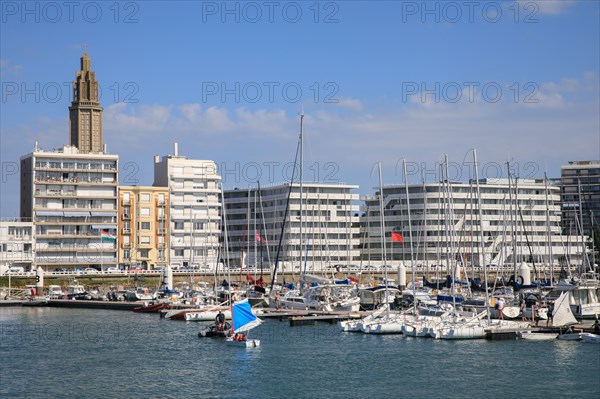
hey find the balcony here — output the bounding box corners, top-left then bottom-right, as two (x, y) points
(157, 243), (166, 249)
(157, 228), (166, 235)
(122, 228), (131, 234)
(156, 199), (166, 206)
(122, 199), (131, 205)
(123, 214), (131, 220)
(157, 214), (166, 221)
(123, 243), (130, 248)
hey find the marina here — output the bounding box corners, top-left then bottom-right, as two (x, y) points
(1, 305), (599, 399)
(1, 1), (599, 398)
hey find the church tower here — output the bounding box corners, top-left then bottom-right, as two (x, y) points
(69, 48), (103, 153)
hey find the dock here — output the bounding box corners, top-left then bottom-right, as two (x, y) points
(256, 308), (365, 326)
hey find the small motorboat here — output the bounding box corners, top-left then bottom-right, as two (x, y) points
(580, 332), (600, 344)
(198, 322), (231, 338)
(133, 302), (170, 313)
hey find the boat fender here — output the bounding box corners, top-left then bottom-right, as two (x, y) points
(432, 289), (438, 295)
(516, 276), (524, 286)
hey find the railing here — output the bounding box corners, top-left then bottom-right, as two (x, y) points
(122, 228), (131, 234)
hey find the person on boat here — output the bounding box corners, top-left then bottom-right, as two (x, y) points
(520, 298), (527, 321)
(546, 301), (554, 327)
(497, 297), (505, 320)
(592, 318), (600, 334)
(275, 292), (281, 310)
(216, 310), (226, 331)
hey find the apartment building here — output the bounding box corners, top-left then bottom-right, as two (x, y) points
(118, 186), (169, 269)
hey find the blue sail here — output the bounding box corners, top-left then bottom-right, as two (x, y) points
(232, 300), (262, 333)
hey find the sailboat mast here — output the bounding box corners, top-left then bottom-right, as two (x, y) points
(377, 162), (389, 311)
(507, 161), (518, 292)
(221, 183), (232, 302)
(299, 111), (304, 279)
(473, 149), (491, 323)
(544, 173), (554, 283)
(403, 159), (416, 315)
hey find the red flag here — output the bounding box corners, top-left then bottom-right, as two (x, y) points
(255, 231), (266, 243)
(391, 232), (403, 243)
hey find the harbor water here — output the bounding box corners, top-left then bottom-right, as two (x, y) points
(1, 307), (599, 398)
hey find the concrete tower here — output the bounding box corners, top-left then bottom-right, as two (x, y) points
(69, 47), (103, 153)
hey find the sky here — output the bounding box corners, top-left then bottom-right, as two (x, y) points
(1, 0), (599, 216)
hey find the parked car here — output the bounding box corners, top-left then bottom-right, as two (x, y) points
(6, 266), (25, 275)
(105, 267), (121, 273)
(83, 268), (99, 274)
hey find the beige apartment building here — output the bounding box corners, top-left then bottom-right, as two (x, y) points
(118, 186), (169, 270)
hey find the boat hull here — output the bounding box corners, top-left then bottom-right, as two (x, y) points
(225, 338), (260, 348)
(581, 333), (600, 343)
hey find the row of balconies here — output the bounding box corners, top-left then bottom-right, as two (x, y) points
(122, 214), (166, 220)
(35, 165), (117, 172)
(34, 177), (116, 185)
(121, 228), (167, 235)
(121, 242), (166, 249)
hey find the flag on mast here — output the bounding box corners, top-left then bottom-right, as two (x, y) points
(101, 230), (116, 242)
(255, 231), (266, 243)
(391, 231), (403, 243)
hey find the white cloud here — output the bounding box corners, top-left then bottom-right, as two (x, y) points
(334, 97), (364, 112)
(2, 73), (597, 202)
(515, 0), (577, 15)
(0, 59), (24, 75)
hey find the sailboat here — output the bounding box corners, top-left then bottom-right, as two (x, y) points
(225, 299), (263, 348)
(359, 162), (404, 334)
(519, 291), (577, 340)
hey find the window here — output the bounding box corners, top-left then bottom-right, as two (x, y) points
(194, 222), (204, 230)
(174, 222), (184, 230)
(140, 222), (151, 230)
(123, 206), (130, 215)
(122, 236), (130, 245)
(123, 249), (130, 260)
(140, 208), (150, 216)
(140, 193), (150, 202)
(158, 250), (165, 260)
(173, 167), (183, 176)
(139, 249), (149, 258)
(140, 236), (150, 245)
(175, 249), (184, 257)
(123, 221), (130, 230)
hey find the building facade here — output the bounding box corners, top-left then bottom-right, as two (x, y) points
(117, 186), (169, 269)
(561, 160), (600, 237)
(224, 183), (361, 272)
(153, 144), (222, 269)
(0, 219), (34, 273)
(362, 178), (587, 268)
(20, 145), (118, 271)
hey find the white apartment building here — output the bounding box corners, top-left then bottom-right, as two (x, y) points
(0, 219), (34, 273)
(20, 144), (118, 271)
(153, 143), (222, 269)
(362, 178), (587, 269)
(224, 182), (361, 272)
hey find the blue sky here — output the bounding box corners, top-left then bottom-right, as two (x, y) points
(1, 0), (599, 216)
